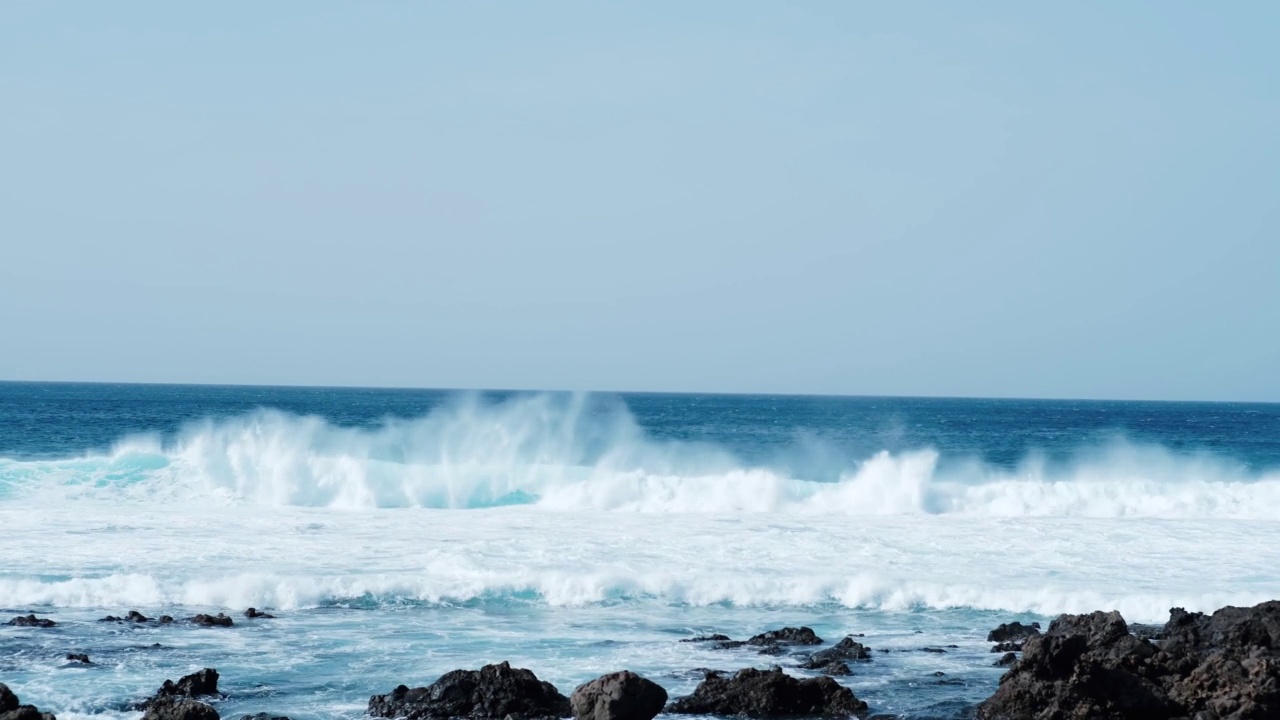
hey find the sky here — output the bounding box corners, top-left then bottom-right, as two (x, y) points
(1, 2), (1277, 401)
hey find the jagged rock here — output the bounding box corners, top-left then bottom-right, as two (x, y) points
(141, 669), (221, 709)
(5, 614), (55, 628)
(977, 601), (1280, 719)
(993, 652), (1017, 668)
(800, 637), (872, 670)
(682, 634), (732, 643)
(989, 642), (1022, 653)
(747, 627), (823, 647)
(243, 608), (274, 619)
(368, 661), (570, 719)
(65, 653), (91, 664)
(190, 614), (233, 628)
(239, 714), (290, 720)
(0, 683), (58, 720)
(814, 662), (852, 677)
(666, 667), (867, 717)
(570, 671), (667, 720)
(142, 697), (219, 720)
(985, 621), (1040, 643)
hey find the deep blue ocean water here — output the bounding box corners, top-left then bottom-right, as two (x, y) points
(3, 382), (1280, 719)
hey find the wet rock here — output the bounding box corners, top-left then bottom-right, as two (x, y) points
(666, 667), (867, 717)
(128, 610), (150, 622)
(1130, 622), (1165, 641)
(0, 683), (58, 720)
(800, 637), (872, 669)
(570, 670), (667, 720)
(681, 634), (732, 643)
(242, 608), (274, 619)
(141, 669), (222, 709)
(747, 627), (823, 647)
(65, 653), (91, 664)
(985, 621), (1039, 643)
(142, 697), (220, 720)
(813, 662), (852, 677)
(368, 661), (570, 720)
(920, 647), (947, 654)
(5, 614), (56, 628)
(977, 602), (1280, 719)
(160, 616), (174, 624)
(992, 652), (1018, 668)
(988, 642), (1022, 653)
(190, 614), (233, 628)
(239, 715), (290, 720)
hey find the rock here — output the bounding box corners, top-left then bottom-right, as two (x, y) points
(5, 614), (56, 628)
(190, 614), (233, 628)
(666, 667), (867, 717)
(128, 610), (150, 622)
(239, 715), (290, 720)
(747, 627), (823, 647)
(142, 697), (220, 720)
(368, 661), (570, 720)
(919, 647), (947, 654)
(160, 616), (174, 624)
(141, 669), (221, 709)
(242, 608), (274, 619)
(681, 634), (732, 643)
(800, 637), (872, 670)
(813, 662), (852, 677)
(100, 615), (121, 622)
(977, 602), (1280, 719)
(65, 653), (91, 664)
(985, 621), (1040, 643)
(988, 642), (1022, 653)
(570, 671), (667, 720)
(992, 652), (1017, 668)
(0, 683), (58, 720)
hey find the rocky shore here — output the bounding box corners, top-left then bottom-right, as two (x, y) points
(5, 601), (1280, 719)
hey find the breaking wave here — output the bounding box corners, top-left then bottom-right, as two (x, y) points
(1, 393), (1276, 518)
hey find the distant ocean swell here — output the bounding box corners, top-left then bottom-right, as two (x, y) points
(0, 393), (1276, 518)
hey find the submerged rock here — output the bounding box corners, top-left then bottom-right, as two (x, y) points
(985, 621), (1039, 643)
(681, 634), (732, 643)
(242, 608), (274, 619)
(988, 642), (1022, 653)
(190, 614), (233, 628)
(977, 601), (1280, 719)
(368, 661), (570, 720)
(64, 653), (91, 664)
(5, 614), (56, 628)
(992, 652), (1017, 668)
(239, 714), (290, 720)
(812, 662), (852, 677)
(570, 671), (667, 720)
(667, 667), (867, 717)
(0, 682), (58, 720)
(800, 637), (873, 670)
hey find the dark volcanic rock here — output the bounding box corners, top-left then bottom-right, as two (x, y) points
(0, 683), (58, 720)
(985, 621), (1040, 643)
(920, 647), (947, 654)
(142, 697), (220, 720)
(977, 601), (1280, 720)
(5, 614), (56, 628)
(800, 637), (872, 670)
(570, 671), (667, 720)
(682, 634), (732, 643)
(190, 614), (233, 628)
(242, 608), (274, 619)
(992, 652), (1017, 668)
(747, 627), (824, 647)
(368, 661), (570, 720)
(239, 714), (290, 720)
(666, 667), (867, 717)
(160, 615), (174, 624)
(65, 653), (91, 664)
(143, 669), (222, 709)
(988, 642), (1022, 653)
(813, 662), (852, 677)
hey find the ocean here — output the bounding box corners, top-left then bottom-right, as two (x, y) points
(2, 382), (1279, 719)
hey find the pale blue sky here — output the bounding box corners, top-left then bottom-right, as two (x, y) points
(1, 2), (1277, 400)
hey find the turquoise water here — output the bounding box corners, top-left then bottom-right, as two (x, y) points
(2, 382), (1280, 718)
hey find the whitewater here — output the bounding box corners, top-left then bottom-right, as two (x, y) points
(2, 384), (1279, 719)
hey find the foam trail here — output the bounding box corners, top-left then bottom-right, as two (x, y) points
(1, 392), (1278, 518)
